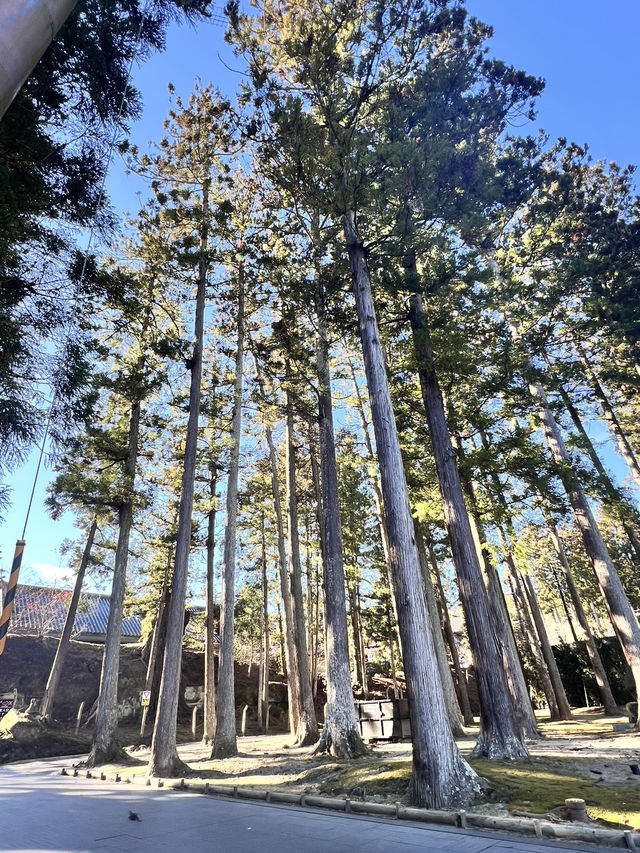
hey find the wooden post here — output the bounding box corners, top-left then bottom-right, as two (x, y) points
(0, 540), (26, 655)
(192, 705), (198, 740)
(75, 701), (85, 734)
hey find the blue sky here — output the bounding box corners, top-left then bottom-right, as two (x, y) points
(466, 0), (639, 169)
(1, 0), (638, 587)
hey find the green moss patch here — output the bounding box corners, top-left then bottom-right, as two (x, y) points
(470, 757), (639, 830)
(537, 715), (628, 738)
(315, 754), (639, 830)
(319, 758), (412, 798)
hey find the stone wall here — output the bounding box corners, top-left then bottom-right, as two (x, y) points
(0, 635), (293, 730)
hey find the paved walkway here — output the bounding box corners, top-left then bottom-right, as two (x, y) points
(0, 756), (614, 853)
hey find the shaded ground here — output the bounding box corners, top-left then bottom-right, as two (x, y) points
(0, 719), (204, 764)
(70, 709), (640, 832)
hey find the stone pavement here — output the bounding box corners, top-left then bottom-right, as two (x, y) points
(0, 756), (615, 853)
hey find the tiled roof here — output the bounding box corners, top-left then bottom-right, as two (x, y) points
(1, 584), (141, 638)
(183, 608), (220, 645)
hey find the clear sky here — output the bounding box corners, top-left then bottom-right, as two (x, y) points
(1, 0), (638, 587)
(466, 0), (639, 169)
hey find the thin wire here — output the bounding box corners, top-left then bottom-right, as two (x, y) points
(20, 6), (151, 542)
(21, 409), (53, 541)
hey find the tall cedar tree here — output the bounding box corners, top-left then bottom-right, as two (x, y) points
(142, 87), (237, 775)
(228, 0), (493, 805)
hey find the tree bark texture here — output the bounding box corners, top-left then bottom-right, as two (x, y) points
(414, 523), (465, 736)
(303, 508), (320, 695)
(475, 438), (572, 720)
(313, 316), (367, 757)
(203, 464), (217, 744)
(463, 488), (539, 741)
(0, 0), (79, 118)
(260, 515), (269, 730)
(521, 572), (572, 719)
(472, 431), (550, 735)
(545, 518), (619, 714)
(506, 562), (561, 719)
(347, 575), (366, 692)
(426, 534), (474, 726)
(528, 376), (640, 708)
(575, 340), (640, 493)
(88, 384), (142, 767)
(40, 518), (97, 718)
(308, 441), (326, 568)
(150, 183), (210, 776)
(140, 563), (170, 737)
(344, 209), (483, 807)
(264, 420), (301, 736)
(347, 353), (402, 694)
(555, 379), (640, 561)
(551, 566), (580, 644)
(276, 600), (287, 678)
(211, 264), (245, 759)
(285, 381), (318, 746)
(409, 291), (528, 760)
(347, 355), (393, 568)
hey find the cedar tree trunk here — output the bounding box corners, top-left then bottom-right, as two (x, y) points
(149, 180), (209, 777)
(313, 311), (366, 757)
(409, 291), (528, 759)
(545, 518), (619, 714)
(285, 382), (318, 746)
(264, 420), (301, 736)
(414, 523), (465, 736)
(426, 533), (475, 726)
(87, 395), (141, 767)
(203, 464), (217, 743)
(521, 572), (572, 720)
(211, 264), (245, 759)
(40, 518), (97, 718)
(527, 375), (640, 711)
(344, 209), (483, 807)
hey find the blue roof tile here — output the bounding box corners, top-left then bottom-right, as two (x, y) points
(1, 584), (141, 638)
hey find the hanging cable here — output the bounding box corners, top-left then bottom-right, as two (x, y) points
(19, 5), (150, 542)
(1, 4), (153, 657)
(16, 2), (230, 542)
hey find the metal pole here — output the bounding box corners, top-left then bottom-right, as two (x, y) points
(0, 0), (80, 119)
(0, 540), (26, 655)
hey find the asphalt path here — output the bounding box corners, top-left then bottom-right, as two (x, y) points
(0, 756), (614, 852)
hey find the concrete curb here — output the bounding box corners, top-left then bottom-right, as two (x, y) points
(61, 766), (640, 851)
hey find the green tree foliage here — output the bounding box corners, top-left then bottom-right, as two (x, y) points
(0, 0), (210, 511)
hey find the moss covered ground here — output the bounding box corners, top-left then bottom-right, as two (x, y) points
(315, 714), (640, 830)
